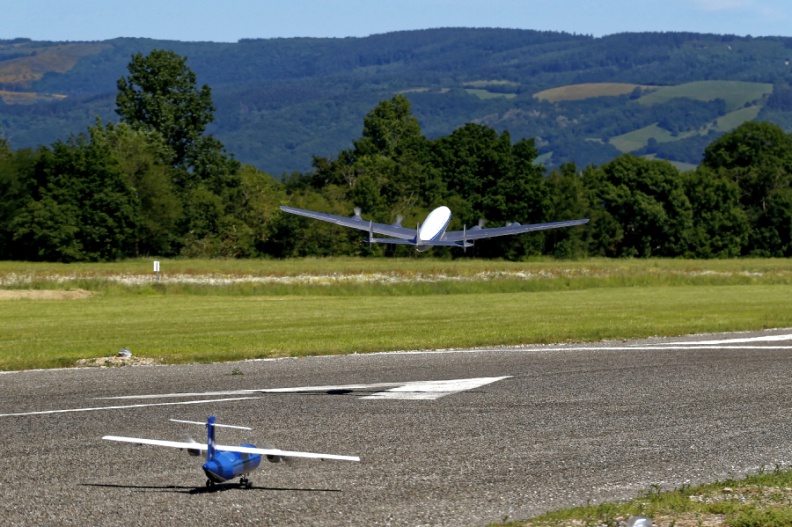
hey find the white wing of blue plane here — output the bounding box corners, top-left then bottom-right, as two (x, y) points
(280, 205), (588, 252)
(102, 435), (361, 462)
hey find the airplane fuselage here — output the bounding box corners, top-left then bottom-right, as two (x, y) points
(203, 445), (262, 483)
(416, 206), (452, 251)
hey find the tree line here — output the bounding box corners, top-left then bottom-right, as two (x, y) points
(1, 50), (791, 262)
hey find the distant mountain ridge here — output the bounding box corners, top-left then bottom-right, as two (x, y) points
(1, 28), (792, 174)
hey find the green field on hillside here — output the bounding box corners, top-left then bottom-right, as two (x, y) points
(713, 104), (763, 131)
(638, 80), (772, 111)
(533, 83), (652, 102)
(609, 124), (685, 153)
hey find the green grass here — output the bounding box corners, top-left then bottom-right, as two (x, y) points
(610, 123), (687, 153)
(638, 81), (772, 111)
(609, 105), (761, 155)
(2, 258), (792, 371)
(491, 465), (792, 527)
(604, 80), (772, 154)
(714, 105), (763, 132)
(465, 88), (517, 100)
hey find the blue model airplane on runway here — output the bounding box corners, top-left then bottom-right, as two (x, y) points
(280, 205), (588, 252)
(103, 416), (360, 489)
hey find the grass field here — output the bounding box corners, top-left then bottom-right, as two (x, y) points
(533, 83), (654, 102)
(609, 123), (689, 153)
(714, 105), (763, 132)
(610, 104), (761, 154)
(2, 257), (792, 371)
(492, 466), (792, 527)
(637, 81), (772, 111)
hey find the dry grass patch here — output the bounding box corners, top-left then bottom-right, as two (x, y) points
(0, 289), (92, 300)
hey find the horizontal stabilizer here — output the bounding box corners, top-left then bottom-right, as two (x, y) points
(170, 419), (252, 431)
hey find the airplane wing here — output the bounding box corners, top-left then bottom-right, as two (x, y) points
(280, 204), (589, 247)
(443, 218), (589, 242)
(103, 435), (207, 450)
(215, 444), (360, 462)
(280, 205), (414, 240)
(102, 435), (360, 462)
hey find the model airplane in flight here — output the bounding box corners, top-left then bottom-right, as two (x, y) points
(280, 205), (588, 252)
(103, 416), (360, 489)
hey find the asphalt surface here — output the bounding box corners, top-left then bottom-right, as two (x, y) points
(1, 329), (791, 527)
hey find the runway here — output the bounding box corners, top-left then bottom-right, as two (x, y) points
(1, 330), (791, 526)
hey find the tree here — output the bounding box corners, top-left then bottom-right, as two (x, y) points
(355, 94), (426, 160)
(351, 95), (435, 220)
(587, 155), (692, 257)
(9, 137), (139, 262)
(544, 163), (592, 258)
(116, 49), (258, 258)
(701, 122), (792, 256)
(432, 124), (549, 258)
(0, 147), (42, 259)
(88, 120), (182, 256)
(683, 167), (749, 258)
(116, 49), (215, 175)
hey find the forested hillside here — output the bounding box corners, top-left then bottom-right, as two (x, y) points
(2, 29), (792, 174)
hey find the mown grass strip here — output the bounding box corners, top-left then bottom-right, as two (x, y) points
(2, 284), (792, 371)
(492, 466), (792, 527)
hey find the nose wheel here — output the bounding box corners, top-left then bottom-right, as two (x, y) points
(206, 479), (215, 488)
(239, 477), (252, 489)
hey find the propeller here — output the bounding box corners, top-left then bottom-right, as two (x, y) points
(180, 434), (203, 457)
(392, 214), (404, 227)
(353, 207), (362, 221)
(257, 439), (294, 464)
(463, 224), (467, 253)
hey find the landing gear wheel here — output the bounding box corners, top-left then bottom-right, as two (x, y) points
(239, 477), (252, 489)
(206, 479), (215, 488)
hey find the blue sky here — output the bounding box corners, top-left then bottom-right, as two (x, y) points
(2, 0), (791, 42)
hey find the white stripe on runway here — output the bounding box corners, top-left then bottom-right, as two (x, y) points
(649, 333), (792, 345)
(0, 397), (256, 418)
(97, 377), (512, 403)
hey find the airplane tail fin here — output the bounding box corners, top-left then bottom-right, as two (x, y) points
(206, 416), (216, 461)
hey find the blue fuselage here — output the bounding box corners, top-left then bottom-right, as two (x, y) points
(202, 444), (262, 483)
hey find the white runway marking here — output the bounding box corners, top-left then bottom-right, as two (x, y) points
(426, 332), (792, 355)
(0, 397), (257, 418)
(0, 377), (512, 418)
(98, 390), (263, 400)
(650, 333), (792, 346)
(360, 377), (511, 400)
(99, 377), (512, 402)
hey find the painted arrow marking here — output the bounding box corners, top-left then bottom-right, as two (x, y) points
(98, 376), (512, 402)
(359, 376), (511, 400)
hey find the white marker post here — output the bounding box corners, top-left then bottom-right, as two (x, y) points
(153, 260), (160, 283)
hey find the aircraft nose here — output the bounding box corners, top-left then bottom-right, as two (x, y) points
(202, 460), (225, 483)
